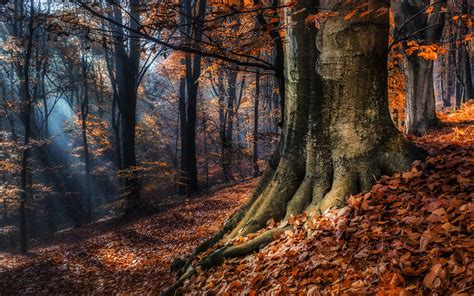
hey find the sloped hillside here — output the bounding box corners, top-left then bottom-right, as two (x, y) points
(180, 103), (473, 295)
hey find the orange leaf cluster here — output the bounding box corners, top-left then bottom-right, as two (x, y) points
(404, 41), (448, 61)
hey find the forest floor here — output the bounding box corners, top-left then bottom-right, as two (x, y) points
(180, 102), (474, 295)
(0, 179), (256, 294)
(0, 103), (472, 295)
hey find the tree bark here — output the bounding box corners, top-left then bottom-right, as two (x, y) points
(404, 56), (439, 135)
(103, 42), (123, 170)
(253, 70), (261, 177)
(80, 51), (92, 223)
(178, 0), (207, 195)
(224, 69), (236, 181)
(108, 1), (141, 210)
(460, 0), (473, 103)
(393, 0), (446, 135)
(171, 1), (425, 282)
(19, 0), (35, 255)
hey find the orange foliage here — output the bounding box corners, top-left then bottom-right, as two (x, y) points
(388, 45), (406, 130)
(404, 41), (448, 61)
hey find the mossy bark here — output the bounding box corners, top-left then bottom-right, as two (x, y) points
(168, 1), (425, 292)
(220, 0), (423, 243)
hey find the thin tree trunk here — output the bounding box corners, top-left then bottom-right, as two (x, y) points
(404, 56), (439, 135)
(104, 44), (122, 170)
(178, 67), (188, 196)
(217, 70), (232, 182)
(253, 70), (260, 177)
(393, 0), (446, 135)
(1, 117), (7, 224)
(3, 197), (7, 225)
(178, 0), (207, 195)
(455, 45), (464, 107)
(19, 0), (35, 254)
(460, 0), (473, 102)
(109, 1), (141, 210)
(81, 53), (92, 223)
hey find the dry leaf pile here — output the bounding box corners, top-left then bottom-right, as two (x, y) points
(181, 103), (473, 295)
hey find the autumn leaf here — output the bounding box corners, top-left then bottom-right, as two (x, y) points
(344, 9), (358, 21)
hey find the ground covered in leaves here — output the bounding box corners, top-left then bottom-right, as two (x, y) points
(0, 180), (256, 294)
(0, 105), (472, 295)
(179, 104), (473, 295)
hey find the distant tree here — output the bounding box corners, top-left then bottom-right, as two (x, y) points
(392, 0), (446, 135)
(177, 0), (207, 195)
(106, 1), (142, 211)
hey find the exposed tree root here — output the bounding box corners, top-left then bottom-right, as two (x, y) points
(164, 226), (291, 296)
(164, 1), (429, 294)
(201, 226), (292, 269)
(171, 143), (282, 277)
(164, 136), (424, 296)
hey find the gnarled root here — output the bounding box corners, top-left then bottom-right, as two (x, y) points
(164, 134), (425, 295)
(171, 143), (283, 277)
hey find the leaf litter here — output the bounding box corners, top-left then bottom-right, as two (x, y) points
(0, 103), (472, 295)
(180, 103), (473, 295)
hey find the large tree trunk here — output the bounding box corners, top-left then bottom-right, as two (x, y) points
(170, 1), (424, 285)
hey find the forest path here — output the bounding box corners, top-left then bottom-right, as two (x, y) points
(0, 179), (256, 294)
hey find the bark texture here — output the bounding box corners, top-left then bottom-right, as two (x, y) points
(404, 56), (439, 135)
(393, 0), (446, 135)
(168, 0), (425, 292)
(108, 0), (141, 210)
(177, 0), (207, 196)
(220, 0), (423, 242)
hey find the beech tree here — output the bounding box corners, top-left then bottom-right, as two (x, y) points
(178, 0), (207, 195)
(108, 0), (142, 209)
(392, 0), (446, 135)
(445, 0), (473, 107)
(170, 0), (425, 289)
(8, 0), (36, 255)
